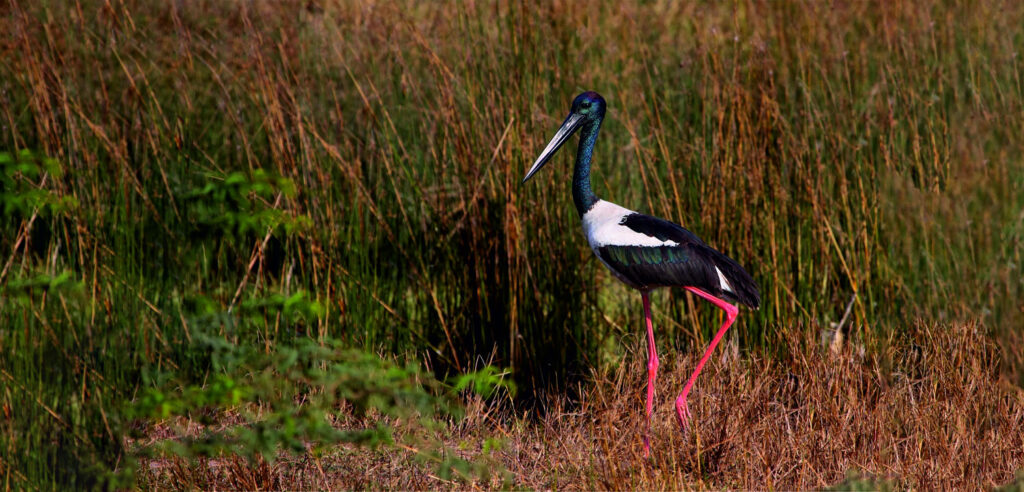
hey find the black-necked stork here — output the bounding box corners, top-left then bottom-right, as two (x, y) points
(523, 91), (760, 456)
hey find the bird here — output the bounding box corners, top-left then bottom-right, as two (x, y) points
(522, 91), (760, 457)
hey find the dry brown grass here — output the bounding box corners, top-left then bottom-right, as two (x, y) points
(137, 321), (1024, 490)
(4, 0), (1024, 487)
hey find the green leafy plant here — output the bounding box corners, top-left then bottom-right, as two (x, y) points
(0, 150), (78, 217)
(2, 270), (84, 303)
(131, 297), (513, 484)
(184, 170), (310, 237)
(450, 365), (517, 399)
(236, 290), (326, 325)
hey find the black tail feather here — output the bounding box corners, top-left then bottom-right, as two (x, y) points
(697, 244), (761, 309)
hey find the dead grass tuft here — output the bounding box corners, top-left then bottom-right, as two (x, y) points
(138, 322), (1024, 489)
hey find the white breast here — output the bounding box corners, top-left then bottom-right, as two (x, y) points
(581, 200), (679, 249)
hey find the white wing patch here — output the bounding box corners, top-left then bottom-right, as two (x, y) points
(582, 200), (679, 249)
(715, 266), (733, 292)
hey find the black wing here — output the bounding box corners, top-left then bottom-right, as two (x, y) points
(597, 213), (760, 308)
(619, 213), (707, 246)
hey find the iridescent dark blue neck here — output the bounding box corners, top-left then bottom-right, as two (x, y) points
(572, 118), (602, 216)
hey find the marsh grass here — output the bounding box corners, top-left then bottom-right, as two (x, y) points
(1, 0), (1023, 488)
(137, 321), (1024, 490)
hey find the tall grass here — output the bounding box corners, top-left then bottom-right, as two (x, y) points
(1, 0), (1022, 487)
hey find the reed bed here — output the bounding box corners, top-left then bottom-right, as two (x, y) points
(1, 0), (1023, 487)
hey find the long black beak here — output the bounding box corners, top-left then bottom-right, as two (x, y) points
(522, 113), (583, 183)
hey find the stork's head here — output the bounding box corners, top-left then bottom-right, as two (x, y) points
(523, 91), (606, 183)
(570, 91), (606, 122)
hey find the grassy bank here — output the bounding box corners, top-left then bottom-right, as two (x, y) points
(137, 322), (1024, 489)
(1, 0), (1023, 488)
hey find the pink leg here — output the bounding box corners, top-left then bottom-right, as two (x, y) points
(641, 291), (658, 458)
(675, 287), (738, 434)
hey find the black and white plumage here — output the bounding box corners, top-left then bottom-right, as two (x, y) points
(523, 91), (761, 457)
(583, 200), (760, 307)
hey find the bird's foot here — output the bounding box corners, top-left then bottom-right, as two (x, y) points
(674, 395), (692, 436)
(642, 436), (651, 458)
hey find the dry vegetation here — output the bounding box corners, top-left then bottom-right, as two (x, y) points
(138, 322), (1024, 489)
(2, 0), (1024, 489)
